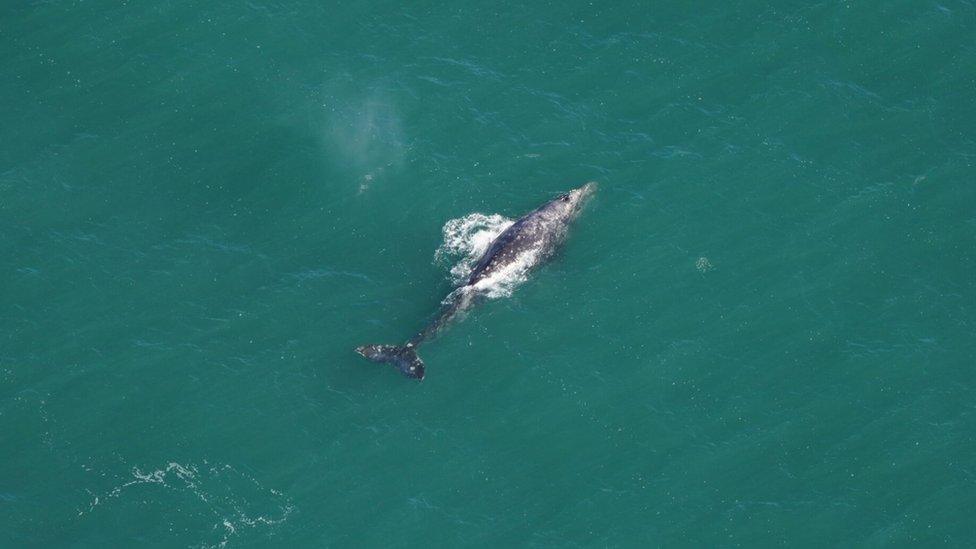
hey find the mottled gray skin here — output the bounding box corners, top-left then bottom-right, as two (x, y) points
(356, 182), (596, 380)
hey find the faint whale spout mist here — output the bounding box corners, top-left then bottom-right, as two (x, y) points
(322, 79), (406, 193)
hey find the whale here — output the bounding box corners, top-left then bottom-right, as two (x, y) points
(356, 182), (597, 380)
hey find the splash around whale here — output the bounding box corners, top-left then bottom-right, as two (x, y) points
(356, 182), (597, 380)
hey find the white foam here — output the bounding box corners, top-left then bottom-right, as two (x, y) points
(435, 213), (513, 283)
(79, 460), (293, 548)
(434, 212), (541, 299)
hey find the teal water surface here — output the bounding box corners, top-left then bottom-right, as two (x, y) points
(3, 1), (975, 546)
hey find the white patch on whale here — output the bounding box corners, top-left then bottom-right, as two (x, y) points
(435, 212), (542, 299)
(435, 213), (512, 283)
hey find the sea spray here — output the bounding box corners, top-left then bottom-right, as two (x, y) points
(434, 212), (543, 299)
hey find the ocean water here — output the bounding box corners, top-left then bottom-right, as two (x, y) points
(2, 1), (975, 546)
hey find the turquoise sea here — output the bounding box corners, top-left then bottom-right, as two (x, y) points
(3, 1), (975, 546)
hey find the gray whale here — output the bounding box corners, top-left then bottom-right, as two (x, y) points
(356, 182), (597, 380)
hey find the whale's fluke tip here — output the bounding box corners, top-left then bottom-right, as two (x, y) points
(356, 344), (425, 380)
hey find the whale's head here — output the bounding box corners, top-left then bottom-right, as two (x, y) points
(544, 181), (597, 221)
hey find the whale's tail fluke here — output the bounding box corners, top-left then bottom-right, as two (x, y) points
(355, 344), (425, 380)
